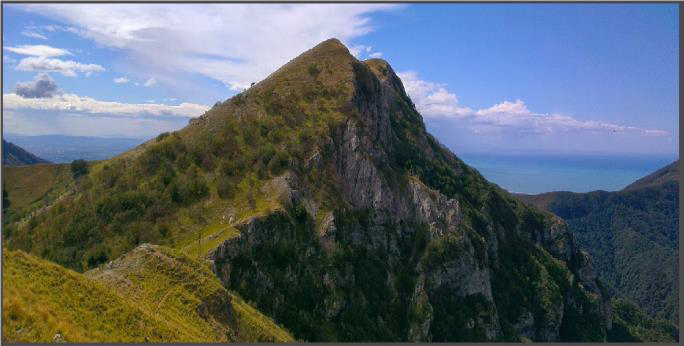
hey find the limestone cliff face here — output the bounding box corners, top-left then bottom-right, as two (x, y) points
(209, 39), (611, 342)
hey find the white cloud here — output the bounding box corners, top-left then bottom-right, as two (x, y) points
(397, 71), (472, 118)
(3, 93), (208, 118)
(398, 72), (669, 137)
(3, 108), (188, 139)
(4, 54), (17, 63)
(21, 30), (48, 40)
(16, 56), (105, 77)
(472, 99), (669, 136)
(349, 44), (367, 58)
(113, 76), (130, 84)
(143, 77), (157, 87)
(349, 44), (384, 60)
(477, 99), (530, 115)
(4, 44), (71, 57)
(42, 24), (78, 34)
(16, 4), (399, 90)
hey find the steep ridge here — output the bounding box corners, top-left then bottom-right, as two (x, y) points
(2, 245), (293, 342)
(200, 39), (612, 341)
(2, 139), (50, 166)
(515, 161), (679, 327)
(6, 39), (612, 341)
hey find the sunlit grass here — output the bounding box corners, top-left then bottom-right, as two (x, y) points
(2, 246), (294, 342)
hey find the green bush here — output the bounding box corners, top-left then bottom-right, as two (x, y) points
(268, 151), (290, 176)
(156, 132), (170, 141)
(308, 64), (321, 78)
(71, 159), (88, 178)
(217, 175), (236, 199)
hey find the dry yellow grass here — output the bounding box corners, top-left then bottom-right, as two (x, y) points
(3, 246), (294, 342)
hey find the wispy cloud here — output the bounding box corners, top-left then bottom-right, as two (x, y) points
(399, 72), (670, 137)
(143, 77), (157, 87)
(17, 4), (400, 91)
(4, 44), (104, 77)
(4, 44), (71, 57)
(113, 76), (130, 84)
(16, 56), (105, 77)
(21, 30), (48, 40)
(4, 92), (208, 118)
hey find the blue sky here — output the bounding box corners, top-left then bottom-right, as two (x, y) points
(2, 3), (678, 156)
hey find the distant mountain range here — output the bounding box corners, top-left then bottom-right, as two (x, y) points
(3, 134), (147, 163)
(515, 161), (679, 326)
(2, 140), (50, 166)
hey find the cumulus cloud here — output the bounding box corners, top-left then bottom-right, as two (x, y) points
(3, 44), (71, 57)
(16, 4), (399, 90)
(16, 56), (105, 77)
(472, 99), (669, 136)
(4, 92), (208, 118)
(398, 72), (670, 137)
(113, 76), (130, 84)
(15, 73), (61, 98)
(349, 44), (384, 60)
(397, 71), (472, 118)
(143, 77), (157, 87)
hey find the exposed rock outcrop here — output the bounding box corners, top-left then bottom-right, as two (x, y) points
(208, 39), (611, 342)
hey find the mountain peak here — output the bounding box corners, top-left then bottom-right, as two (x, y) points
(311, 37), (348, 53)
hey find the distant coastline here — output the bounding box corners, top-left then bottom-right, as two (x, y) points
(459, 152), (678, 194)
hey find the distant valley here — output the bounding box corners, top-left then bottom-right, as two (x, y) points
(3, 134), (147, 163)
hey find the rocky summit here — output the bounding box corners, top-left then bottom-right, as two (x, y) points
(6, 38), (624, 342)
(198, 39), (613, 341)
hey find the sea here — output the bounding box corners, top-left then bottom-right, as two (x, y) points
(457, 153), (678, 195)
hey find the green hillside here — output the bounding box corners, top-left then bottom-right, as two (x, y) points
(608, 299), (678, 342)
(516, 161), (678, 326)
(2, 163), (76, 226)
(2, 245), (293, 342)
(5, 38), (618, 341)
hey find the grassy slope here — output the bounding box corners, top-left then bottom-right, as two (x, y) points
(3, 39), (353, 271)
(2, 245), (293, 342)
(3, 248), (184, 342)
(2, 163), (74, 222)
